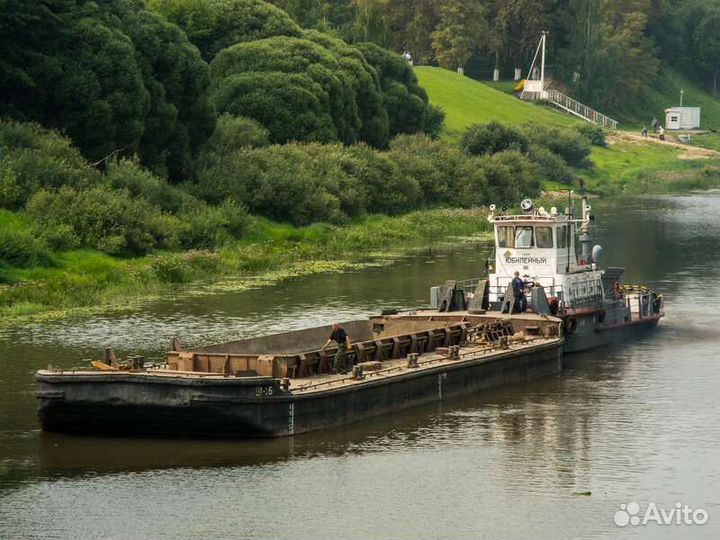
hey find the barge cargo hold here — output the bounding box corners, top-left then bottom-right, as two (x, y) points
(36, 314), (563, 438)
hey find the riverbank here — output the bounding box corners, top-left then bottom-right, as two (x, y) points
(0, 208), (491, 324)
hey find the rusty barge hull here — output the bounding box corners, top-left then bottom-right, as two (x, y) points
(35, 314), (563, 438)
(36, 340), (562, 438)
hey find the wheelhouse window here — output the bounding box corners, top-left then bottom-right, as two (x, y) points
(515, 226), (534, 248)
(497, 226), (514, 248)
(536, 226), (554, 248)
(557, 225), (568, 249)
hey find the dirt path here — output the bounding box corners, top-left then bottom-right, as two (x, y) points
(609, 131), (720, 160)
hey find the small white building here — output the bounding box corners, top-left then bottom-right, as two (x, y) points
(665, 107), (701, 130)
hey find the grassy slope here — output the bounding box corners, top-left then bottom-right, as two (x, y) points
(416, 66), (720, 194)
(415, 67), (578, 140)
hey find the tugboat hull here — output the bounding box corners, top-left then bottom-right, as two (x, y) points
(563, 314), (662, 353)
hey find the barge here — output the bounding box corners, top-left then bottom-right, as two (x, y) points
(36, 314), (563, 438)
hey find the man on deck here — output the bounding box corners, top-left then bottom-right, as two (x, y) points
(322, 322), (351, 374)
(511, 271), (527, 313)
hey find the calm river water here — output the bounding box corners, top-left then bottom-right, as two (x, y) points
(1, 194), (719, 539)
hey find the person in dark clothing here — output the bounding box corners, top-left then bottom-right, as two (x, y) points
(651, 116), (658, 133)
(511, 271), (527, 313)
(322, 322), (351, 373)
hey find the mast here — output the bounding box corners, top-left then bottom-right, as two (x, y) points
(540, 31), (547, 91)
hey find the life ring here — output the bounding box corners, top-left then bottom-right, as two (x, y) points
(563, 317), (578, 334)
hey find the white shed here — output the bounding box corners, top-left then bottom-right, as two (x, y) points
(665, 107), (701, 130)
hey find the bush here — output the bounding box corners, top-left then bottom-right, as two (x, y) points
(574, 123), (607, 146)
(460, 121), (529, 156)
(387, 135), (486, 207)
(203, 114), (269, 152)
(520, 124), (592, 168)
(151, 250), (221, 283)
(527, 144), (576, 185)
(105, 158), (195, 213)
(183, 200), (250, 248)
(0, 226), (50, 268)
(345, 143), (422, 214)
(355, 42), (444, 139)
(26, 186), (184, 256)
(196, 143), (365, 225)
(478, 150), (540, 204)
(0, 120), (98, 209)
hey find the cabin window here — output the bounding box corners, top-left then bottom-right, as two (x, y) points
(515, 226), (534, 248)
(535, 226), (553, 248)
(497, 226), (514, 247)
(557, 225), (569, 249)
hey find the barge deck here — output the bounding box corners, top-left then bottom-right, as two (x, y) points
(36, 313), (563, 438)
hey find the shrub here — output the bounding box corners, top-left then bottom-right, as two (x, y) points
(26, 186), (184, 256)
(387, 134), (486, 207)
(183, 200), (250, 248)
(105, 158), (194, 213)
(0, 120), (98, 209)
(0, 226), (50, 268)
(478, 150), (541, 204)
(355, 42), (444, 139)
(345, 143), (422, 214)
(574, 123), (607, 146)
(196, 143), (363, 225)
(520, 124), (592, 168)
(460, 121), (529, 156)
(151, 250), (221, 283)
(202, 114), (269, 154)
(527, 144), (576, 185)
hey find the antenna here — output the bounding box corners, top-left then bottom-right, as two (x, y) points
(566, 189), (573, 273)
(540, 31), (548, 91)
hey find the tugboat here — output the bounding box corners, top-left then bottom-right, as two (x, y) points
(429, 191), (664, 353)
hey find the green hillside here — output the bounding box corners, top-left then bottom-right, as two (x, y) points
(416, 66), (720, 194)
(414, 66), (579, 139)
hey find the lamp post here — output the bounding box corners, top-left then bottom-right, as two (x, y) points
(680, 89), (684, 107)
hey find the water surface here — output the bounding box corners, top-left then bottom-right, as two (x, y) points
(1, 195), (718, 539)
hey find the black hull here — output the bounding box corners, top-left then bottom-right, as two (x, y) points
(563, 315), (661, 353)
(37, 341), (563, 438)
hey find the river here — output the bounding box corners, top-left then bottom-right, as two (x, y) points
(1, 194), (718, 539)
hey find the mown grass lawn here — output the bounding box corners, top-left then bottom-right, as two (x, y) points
(414, 66), (578, 140)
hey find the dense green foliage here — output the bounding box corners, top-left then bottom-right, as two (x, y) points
(194, 124), (545, 226)
(356, 42), (443, 138)
(149, 0), (302, 61)
(460, 120), (598, 186)
(0, 120), (249, 261)
(0, 0), (215, 180)
(264, 0), (720, 113)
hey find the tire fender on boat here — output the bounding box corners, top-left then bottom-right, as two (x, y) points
(563, 317), (578, 335)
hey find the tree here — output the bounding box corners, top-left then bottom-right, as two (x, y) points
(557, 0), (659, 111)
(46, 8), (149, 162)
(210, 36), (358, 143)
(356, 42), (444, 137)
(431, 0), (488, 71)
(694, 8), (720, 97)
(350, 0), (389, 45)
(305, 30), (389, 146)
(149, 0), (302, 61)
(116, 5), (215, 180)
